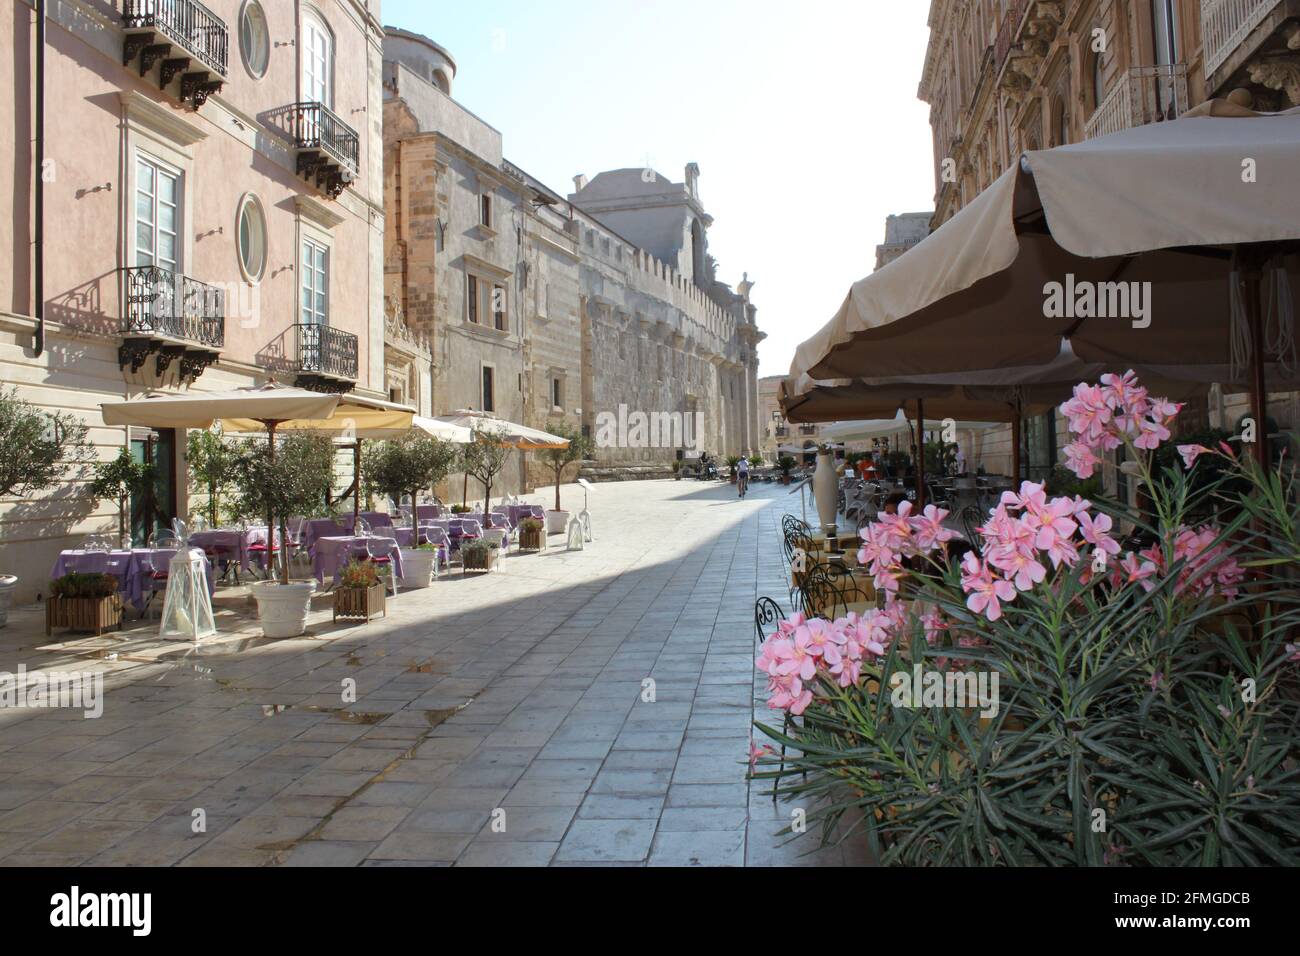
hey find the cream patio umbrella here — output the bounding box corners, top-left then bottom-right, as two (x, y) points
(432, 410), (570, 511)
(787, 101), (1300, 467)
(101, 384), (344, 584)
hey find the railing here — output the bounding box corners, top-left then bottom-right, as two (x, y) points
(1084, 64), (1189, 140)
(1203, 0), (1280, 76)
(121, 265), (224, 348)
(994, 0), (1032, 77)
(122, 0), (228, 76)
(289, 102), (360, 175)
(296, 323), (358, 380)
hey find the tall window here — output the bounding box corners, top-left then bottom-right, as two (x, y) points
(551, 377), (563, 409)
(467, 274), (480, 324)
(482, 366), (495, 413)
(135, 155), (181, 272)
(301, 238), (329, 325)
(479, 193), (493, 228)
(492, 283), (507, 331)
(301, 11), (332, 107)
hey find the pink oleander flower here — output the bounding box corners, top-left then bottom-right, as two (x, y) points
(748, 739), (774, 772)
(829, 654), (862, 688)
(1286, 643), (1300, 663)
(755, 634), (791, 677)
(1134, 417), (1171, 451)
(1117, 551), (1158, 591)
(988, 543), (1048, 591)
(1064, 439), (1102, 479)
(774, 628), (818, 682)
(1100, 370), (1148, 416)
(1062, 383), (1112, 442)
(1078, 511), (1121, 556)
(961, 551), (1017, 622)
(767, 671), (812, 715)
(802, 617), (846, 666)
(1177, 443), (1213, 468)
(911, 504), (960, 552)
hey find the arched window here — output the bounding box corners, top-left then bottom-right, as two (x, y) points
(1051, 97), (1068, 146)
(1089, 48), (1106, 111)
(300, 9), (333, 107)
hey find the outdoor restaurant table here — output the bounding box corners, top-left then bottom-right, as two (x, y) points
(189, 527), (268, 575)
(808, 531), (862, 553)
(50, 549), (215, 611)
(302, 518), (348, 554)
(312, 536), (405, 586)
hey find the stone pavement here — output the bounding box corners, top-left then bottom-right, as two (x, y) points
(0, 478), (871, 867)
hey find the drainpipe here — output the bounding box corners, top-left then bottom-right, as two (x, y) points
(33, 0), (46, 356)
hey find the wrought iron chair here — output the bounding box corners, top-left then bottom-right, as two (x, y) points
(794, 562), (849, 620)
(958, 505), (984, 546)
(752, 594), (806, 802)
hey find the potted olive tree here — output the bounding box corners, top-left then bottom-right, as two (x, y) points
(778, 455), (796, 485)
(0, 387), (92, 626)
(461, 428), (512, 531)
(186, 429), (238, 528)
(89, 448), (155, 548)
(541, 420), (592, 534)
(232, 432), (334, 638)
(366, 435), (457, 589)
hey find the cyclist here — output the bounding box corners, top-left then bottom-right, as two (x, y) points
(736, 456), (750, 498)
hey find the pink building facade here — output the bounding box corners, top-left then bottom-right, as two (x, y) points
(1, 0), (386, 603)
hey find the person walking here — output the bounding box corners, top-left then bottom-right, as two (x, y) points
(736, 455), (750, 498)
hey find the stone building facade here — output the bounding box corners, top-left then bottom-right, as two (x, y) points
(875, 212), (933, 270)
(919, 0), (1300, 479)
(1, 0), (386, 603)
(381, 29), (763, 490)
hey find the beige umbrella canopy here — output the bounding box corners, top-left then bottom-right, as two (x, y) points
(787, 101), (1300, 465)
(101, 383), (341, 430)
(433, 410), (569, 449)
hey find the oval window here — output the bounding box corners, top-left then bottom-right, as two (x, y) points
(240, 2), (270, 79)
(237, 195), (267, 283)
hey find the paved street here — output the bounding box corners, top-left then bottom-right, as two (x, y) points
(0, 478), (869, 867)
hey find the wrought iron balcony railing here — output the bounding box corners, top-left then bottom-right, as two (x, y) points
(1084, 64), (1189, 140)
(1203, 0), (1282, 77)
(122, 0), (228, 107)
(118, 265), (224, 383)
(289, 102), (360, 198)
(295, 323), (358, 383)
(121, 265), (225, 347)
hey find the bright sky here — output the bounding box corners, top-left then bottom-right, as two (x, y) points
(382, 0), (937, 379)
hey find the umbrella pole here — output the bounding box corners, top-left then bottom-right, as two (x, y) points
(1012, 399), (1022, 484)
(1241, 263), (1270, 469)
(353, 440), (362, 526)
(914, 399), (925, 508)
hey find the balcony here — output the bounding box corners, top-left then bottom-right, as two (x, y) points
(1084, 64), (1189, 140)
(289, 103), (360, 199)
(294, 323), (358, 393)
(122, 0), (228, 109)
(1204, 0), (1285, 77)
(118, 265), (224, 384)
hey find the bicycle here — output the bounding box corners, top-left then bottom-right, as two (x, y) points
(737, 472), (749, 498)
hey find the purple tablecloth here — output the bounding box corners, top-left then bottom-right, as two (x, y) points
(302, 519), (347, 554)
(189, 528), (268, 575)
(415, 505), (443, 522)
(312, 536), (405, 586)
(50, 548), (214, 611)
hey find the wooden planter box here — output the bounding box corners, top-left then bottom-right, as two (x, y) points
(46, 594), (123, 636)
(462, 548), (499, 573)
(333, 583), (387, 623)
(518, 527), (545, 552)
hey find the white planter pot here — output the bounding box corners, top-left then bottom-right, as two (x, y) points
(0, 574), (16, 629)
(545, 510), (570, 535)
(813, 451), (838, 536)
(398, 549), (436, 590)
(252, 581), (314, 638)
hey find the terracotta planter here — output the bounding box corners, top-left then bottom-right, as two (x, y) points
(518, 527), (545, 552)
(45, 594), (123, 637)
(334, 582), (387, 623)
